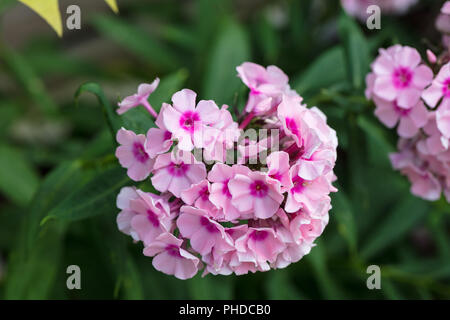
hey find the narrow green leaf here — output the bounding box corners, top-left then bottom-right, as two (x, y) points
(0, 144), (40, 206)
(292, 46), (347, 96)
(361, 197), (429, 260)
(0, 46), (57, 115)
(92, 15), (180, 71)
(338, 13), (371, 89)
(202, 19), (251, 106)
(43, 166), (129, 223)
(75, 82), (123, 137)
(331, 188), (358, 255)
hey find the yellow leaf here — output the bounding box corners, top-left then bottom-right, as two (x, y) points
(104, 0), (119, 13)
(19, 0), (63, 37)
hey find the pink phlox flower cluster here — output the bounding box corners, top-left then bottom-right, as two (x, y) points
(114, 62), (338, 279)
(366, 44), (450, 202)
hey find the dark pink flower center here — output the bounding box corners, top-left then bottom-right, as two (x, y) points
(200, 216), (219, 233)
(269, 171), (282, 181)
(199, 186), (210, 201)
(166, 244), (182, 258)
(250, 230), (268, 241)
(179, 111), (200, 133)
(147, 210), (160, 227)
(167, 162), (189, 177)
(285, 117), (299, 136)
(393, 100), (411, 117)
(222, 179), (232, 198)
(132, 142), (149, 163)
(442, 78), (450, 98)
(392, 67), (413, 89)
(291, 176), (306, 194)
(163, 130), (172, 141)
(250, 180), (268, 198)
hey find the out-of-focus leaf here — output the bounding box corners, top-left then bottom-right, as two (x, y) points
(4, 161), (84, 299)
(202, 18), (251, 105)
(187, 275), (233, 300)
(293, 46), (347, 96)
(92, 15), (180, 71)
(265, 269), (305, 299)
(254, 15), (280, 64)
(338, 13), (370, 89)
(42, 166), (128, 223)
(331, 188), (357, 255)
(0, 46), (57, 115)
(148, 69), (189, 112)
(361, 197), (429, 260)
(75, 82), (123, 138)
(158, 25), (198, 51)
(306, 242), (346, 299)
(357, 115), (395, 167)
(0, 144), (40, 206)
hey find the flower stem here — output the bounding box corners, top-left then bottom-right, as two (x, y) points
(239, 112), (255, 129)
(141, 100), (158, 118)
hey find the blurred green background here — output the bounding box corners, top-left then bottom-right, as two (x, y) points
(0, 0), (449, 300)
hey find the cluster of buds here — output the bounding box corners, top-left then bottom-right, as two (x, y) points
(114, 62), (338, 279)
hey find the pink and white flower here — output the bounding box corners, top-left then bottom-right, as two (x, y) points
(163, 89), (221, 151)
(371, 45), (433, 108)
(228, 171), (284, 219)
(145, 103), (173, 158)
(117, 79), (160, 117)
(143, 233), (200, 280)
(115, 128), (154, 181)
(373, 97), (428, 138)
(151, 150), (206, 197)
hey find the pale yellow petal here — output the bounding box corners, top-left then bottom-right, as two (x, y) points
(19, 0), (63, 37)
(104, 0), (119, 13)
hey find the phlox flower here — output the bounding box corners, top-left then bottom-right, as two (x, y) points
(129, 191), (172, 246)
(422, 63), (450, 110)
(373, 97), (428, 138)
(180, 180), (222, 219)
(176, 206), (233, 256)
(228, 171), (284, 219)
(237, 62), (300, 114)
(115, 128), (154, 181)
(266, 151), (291, 191)
(163, 89), (221, 151)
(145, 103), (173, 158)
(151, 150), (206, 197)
(371, 45), (433, 108)
(117, 78), (160, 117)
(285, 164), (332, 213)
(116, 186), (140, 241)
(208, 164), (251, 221)
(143, 233), (200, 280)
(235, 228), (285, 266)
(289, 211), (326, 244)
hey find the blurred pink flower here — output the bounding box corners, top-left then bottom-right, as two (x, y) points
(143, 233), (200, 280)
(115, 128), (154, 181)
(117, 79), (160, 117)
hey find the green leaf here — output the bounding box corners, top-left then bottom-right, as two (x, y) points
(148, 69), (189, 113)
(338, 13), (371, 89)
(361, 196), (429, 260)
(265, 269), (305, 299)
(187, 275), (233, 300)
(0, 46), (57, 115)
(4, 161), (84, 299)
(0, 144), (40, 206)
(42, 166), (129, 223)
(202, 18), (251, 106)
(91, 15), (180, 71)
(331, 188), (358, 255)
(75, 82), (123, 137)
(306, 242), (347, 299)
(292, 46), (347, 97)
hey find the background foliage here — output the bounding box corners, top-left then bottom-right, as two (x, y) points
(0, 0), (449, 299)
